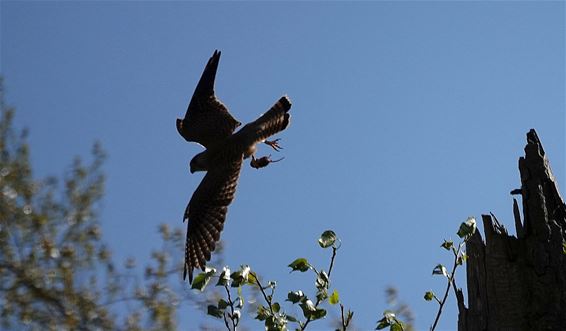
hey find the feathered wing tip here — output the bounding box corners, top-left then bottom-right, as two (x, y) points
(194, 50), (221, 96)
(276, 95), (292, 130)
(277, 95), (292, 112)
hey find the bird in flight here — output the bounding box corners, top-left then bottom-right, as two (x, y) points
(177, 50), (292, 283)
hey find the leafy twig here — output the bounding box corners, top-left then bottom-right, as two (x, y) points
(430, 243), (462, 331)
(300, 245), (338, 330)
(254, 274), (275, 316)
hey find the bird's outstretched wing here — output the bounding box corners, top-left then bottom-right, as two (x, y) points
(183, 156), (243, 283)
(234, 96), (292, 148)
(177, 50), (241, 149)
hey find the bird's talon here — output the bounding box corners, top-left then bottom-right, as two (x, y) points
(265, 139), (283, 151)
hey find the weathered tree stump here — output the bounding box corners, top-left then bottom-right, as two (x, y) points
(457, 129), (566, 331)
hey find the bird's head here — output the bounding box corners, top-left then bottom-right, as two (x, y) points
(189, 151), (209, 173)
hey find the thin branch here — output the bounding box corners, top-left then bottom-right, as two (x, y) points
(254, 275), (275, 316)
(430, 243), (463, 331)
(223, 312), (232, 331)
(301, 246), (338, 331)
(223, 284), (237, 331)
(327, 247), (337, 278)
(340, 304), (347, 331)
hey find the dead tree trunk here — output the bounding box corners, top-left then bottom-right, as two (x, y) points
(456, 129), (566, 331)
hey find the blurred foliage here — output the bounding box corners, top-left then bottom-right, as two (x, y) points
(0, 78), (198, 331)
(379, 287), (415, 331)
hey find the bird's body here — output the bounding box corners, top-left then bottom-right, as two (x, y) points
(177, 50), (292, 283)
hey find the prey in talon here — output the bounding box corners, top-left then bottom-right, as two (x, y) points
(250, 154), (285, 169)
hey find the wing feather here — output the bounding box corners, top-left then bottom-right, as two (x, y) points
(183, 157), (243, 283)
(177, 50), (241, 148)
(234, 96), (292, 148)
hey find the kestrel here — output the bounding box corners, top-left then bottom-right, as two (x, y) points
(177, 50), (292, 283)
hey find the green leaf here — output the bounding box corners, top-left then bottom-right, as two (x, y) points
(255, 304), (272, 321)
(272, 302), (281, 313)
(432, 264), (448, 277)
(424, 291), (434, 301)
(376, 311), (396, 330)
(265, 315), (286, 331)
(318, 230), (337, 248)
(218, 298), (229, 309)
(216, 266), (231, 286)
(286, 315), (299, 323)
(247, 271), (258, 285)
(191, 267), (216, 291)
(287, 290), (305, 304)
(299, 299), (316, 318)
(375, 319), (390, 330)
(288, 258), (310, 272)
(329, 289), (339, 305)
(310, 308), (327, 320)
(457, 216), (477, 239)
(316, 270), (329, 290)
(316, 288), (328, 301)
(441, 240), (453, 251)
(207, 305), (224, 318)
(391, 322), (404, 331)
(231, 265), (251, 287)
(299, 299), (326, 320)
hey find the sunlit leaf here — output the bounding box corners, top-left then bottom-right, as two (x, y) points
(457, 217), (477, 239)
(288, 258), (310, 272)
(231, 309), (241, 322)
(231, 265), (251, 287)
(318, 230), (337, 248)
(272, 302), (281, 313)
(217, 266), (231, 286)
(329, 289), (339, 305)
(391, 322), (404, 331)
(375, 311), (396, 330)
(441, 240), (453, 251)
(287, 290), (305, 304)
(424, 291), (435, 301)
(310, 308), (326, 320)
(316, 270), (329, 290)
(432, 264), (448, 277)
(191, 267), (216, 291)
(299, 299), (316, 318)
(255, 304), (271, 321)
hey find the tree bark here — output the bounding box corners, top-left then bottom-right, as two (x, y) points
(457, 129), (566, 331)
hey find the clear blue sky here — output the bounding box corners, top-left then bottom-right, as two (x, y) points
(2, 2), (564, 330)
